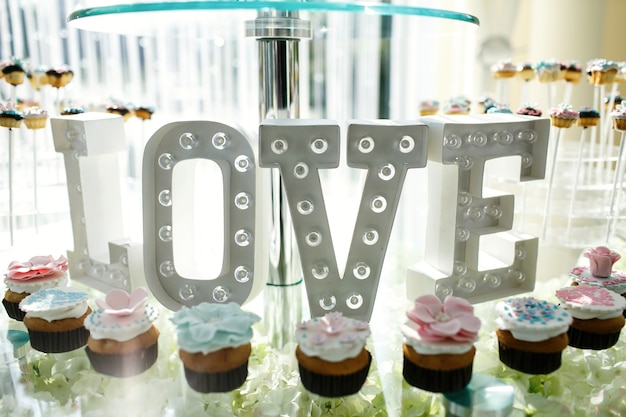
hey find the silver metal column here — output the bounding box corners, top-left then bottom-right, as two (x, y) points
(246, 11), (311, 348)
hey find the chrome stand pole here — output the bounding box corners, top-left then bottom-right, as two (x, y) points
(247, 11), (311, 348)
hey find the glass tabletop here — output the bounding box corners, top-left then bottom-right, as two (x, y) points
(67, 1), (479, 36)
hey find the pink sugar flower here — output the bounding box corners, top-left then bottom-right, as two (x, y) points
(96, 287), (149, 317)
(5, 255), (68, 280)
(585, 246), (621, 278)
(407, 294), (481, 343)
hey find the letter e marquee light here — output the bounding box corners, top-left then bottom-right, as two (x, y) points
(407, 114), (550, 303)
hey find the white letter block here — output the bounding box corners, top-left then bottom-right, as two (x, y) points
(51, 113), (143, 292)
(407, 114), (549, 303)
(260, 120), (427, 321)
(143, 121), (262, 310)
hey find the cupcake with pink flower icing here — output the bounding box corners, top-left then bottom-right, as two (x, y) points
(84, 287), (160, 377)
(401, 294), (481, 392)
(570, 246), (626, 313)
(548, 103), (579, 128)
(3, 255), (69, 321)
(555, 285), (625, 350)
(295, 312), (371, 397)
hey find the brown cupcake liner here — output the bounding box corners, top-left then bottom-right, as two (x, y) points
(3, 299), (25, 321)
(498, 342), (562, 374)
(27, 326), (89, 353)
(86, 342), (158, 377)
(402, 356), (473, 393)
(298, 351), (372, 397)
(567, 327), (621, 350)
(183, 360), (249, 393)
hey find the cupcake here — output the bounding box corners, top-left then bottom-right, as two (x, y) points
(577, 107), (600, 128)
(22, 106), (48, 130)
(27, 66), (49, 91)
(2, 58), (26, 86)
(20, 287), (91, 353)
(564, 61), (583, 84)
(570, 247), (626, 309)
(46, 65), (73, 88)
(295, 312), (371, 397)
(517, 63), (535, 82)
(486, 103), (513, 114)
(443, 98), (470, 115)
(610, 103), (626, 131)
(477, 95), (496, 113)
(61, 106), (86, 116)
(534, 60), (560, 83)
(491, 59), (517, 79)
(495, 296), (571, 374)
(418, 100), (439, 116)
(106, 104), (132, 121)
(3, 255), (69, 321)
(134, 106), (155, 120)
(84, 287), (159, 377)
(604, 94), (623, 111)
(555, 285), (625, 350)
(0, 102), (24, 129)
(171, 302), (260, 393)
(516, 103), (542, 117)
(548, 103), (578, 128)
(401, 295), (481, 393)
(587, 59), (619, 85)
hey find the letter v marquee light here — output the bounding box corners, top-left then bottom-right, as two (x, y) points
(260, 120), (428, 321)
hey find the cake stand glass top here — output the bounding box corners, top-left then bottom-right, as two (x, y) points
(67, 1), (479, 35)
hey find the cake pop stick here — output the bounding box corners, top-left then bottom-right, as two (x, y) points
(566, 127), (588, 240)
(0, 102), (24, 245)
(566, 109), (600, 240)
(542, 104), (579, 240)
(602, 83), (619, 181)
(605, 105), (626, 243)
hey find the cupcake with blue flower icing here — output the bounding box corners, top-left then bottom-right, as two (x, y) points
(171, 302), (260, 393)
(495, 296), (571, 374)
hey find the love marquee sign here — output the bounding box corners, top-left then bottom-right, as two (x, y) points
(51, 113), (549, 321)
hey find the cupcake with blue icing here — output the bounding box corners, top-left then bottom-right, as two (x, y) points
(20, 287), (91, 353)
(0, 101), (23, 129)
(495, 296), (571, 374)
(171, 302), (260, 393)
(84, 287), (159, 377)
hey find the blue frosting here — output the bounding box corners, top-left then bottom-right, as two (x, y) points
(171, 302), (260, 354)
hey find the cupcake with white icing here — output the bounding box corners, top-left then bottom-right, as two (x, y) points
(3, 255), (69, 321)
(295, 312), (371, 397)
(85, 287), (159, 377)
(556, 285), (625, 350)
(495, 296), (571, 374)
(401, 295), (481, 392)
(20, 287), (91, 353)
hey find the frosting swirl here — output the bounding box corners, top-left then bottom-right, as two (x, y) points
(85, 287), (159, 341)
(555, 285), (626, 320)
(171, 302), (260, 355)
(495, 297), (571, 342)
(4, 255), (68, 294)
(549, 103), (579, 119)
(296, 312), (370, 362)
(19, 287), (89, 322)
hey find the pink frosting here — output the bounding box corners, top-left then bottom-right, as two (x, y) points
(585, 246), (620, 278)
(95, 287), (149, 317)
(5, 255), (68, 281)
(406, 295), (481, 343)
(549, 103), (579, 119)
(556, 285), (618, 307)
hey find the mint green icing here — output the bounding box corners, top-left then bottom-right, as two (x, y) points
(171, 302), (260, 354)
